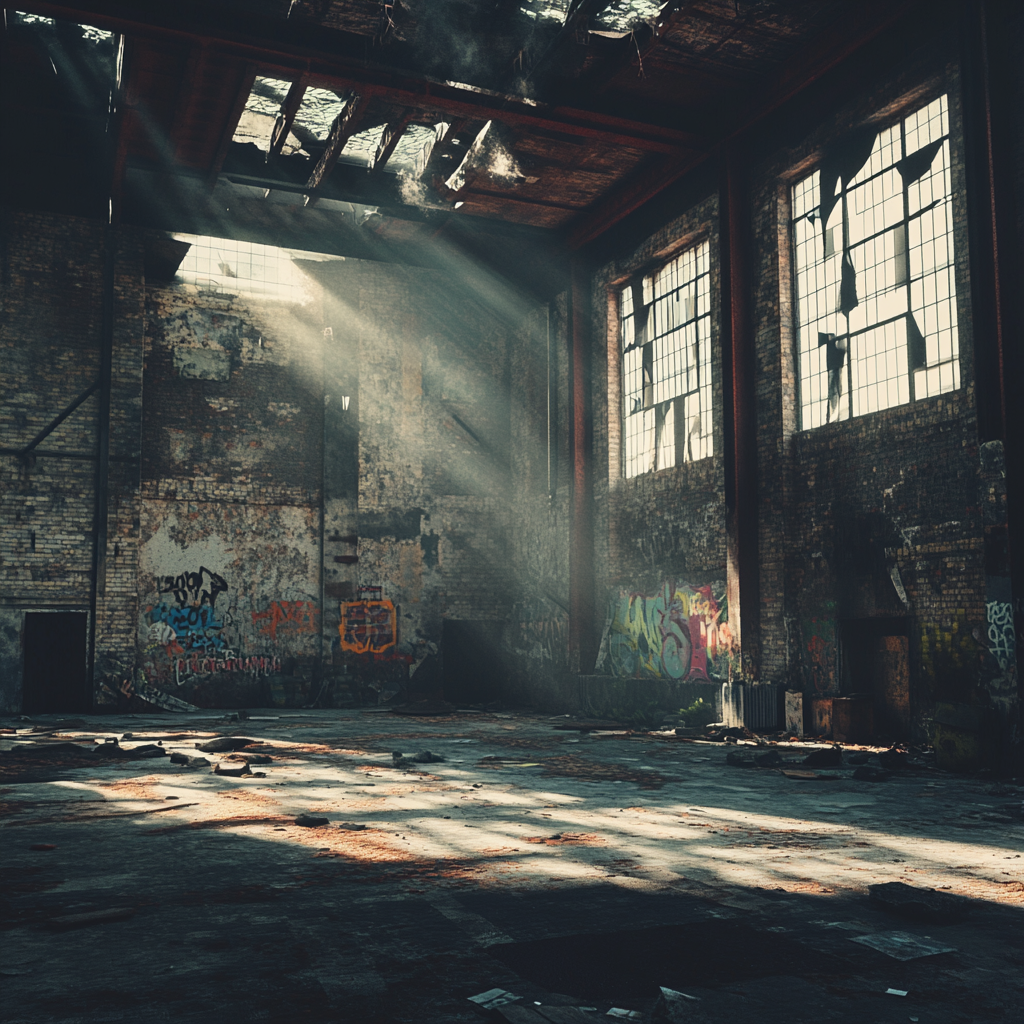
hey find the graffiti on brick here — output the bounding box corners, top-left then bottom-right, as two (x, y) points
(802, 610), (836, 694)
(986, 600), (1016, 673)
(148, 602), (228, 652)
(158, 566), (228, 609)
(339, 600), (397, 655)
(174, 651), (281, 686)
(597, 581), (732, 681)
(252, 600), (318, 641)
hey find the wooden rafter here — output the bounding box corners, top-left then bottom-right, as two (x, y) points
(304, 91), (367, 206)
(206, 61), (257, 188)
(369, 112), (414, 174)
(567, 0), (923, 249)
(268, 78), (307, 159)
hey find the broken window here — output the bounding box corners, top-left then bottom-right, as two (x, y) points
(620, 241), (713, 478)
(792, 95), (959, 429)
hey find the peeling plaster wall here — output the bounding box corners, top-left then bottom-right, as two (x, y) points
(139, 270), (325, 707)
(138, 501), (320, 706)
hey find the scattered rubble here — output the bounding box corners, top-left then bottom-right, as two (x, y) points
(850, 930), (957, 960)
(294, 814), (329, 827)
(869, 881), (969, 923)
(195, 737), (254, 753)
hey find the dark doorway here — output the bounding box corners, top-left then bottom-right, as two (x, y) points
(22, 612), (89, 714)
(441, 619), (502, 704)
(840, 617), (910, 740)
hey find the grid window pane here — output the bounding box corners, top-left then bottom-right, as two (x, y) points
(621, 240), (712, 477)
(792, 95), (959, 430)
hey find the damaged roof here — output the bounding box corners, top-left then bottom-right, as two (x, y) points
(2, 0), (920, 279)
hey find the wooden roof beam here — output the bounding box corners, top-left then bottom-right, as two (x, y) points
(369, 112), (415, 174)
(14, 1), (708, 155)
(268, 77), (307, 160)
(304, 91), (367, 207)
(566, 0), (923, 249)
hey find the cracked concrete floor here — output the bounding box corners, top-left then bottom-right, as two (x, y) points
(1, 708), (1022, 1023)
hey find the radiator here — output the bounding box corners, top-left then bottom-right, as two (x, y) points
(720, 683), (782, 731)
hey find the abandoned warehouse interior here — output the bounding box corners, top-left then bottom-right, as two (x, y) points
(1, 2), (1023, 1022)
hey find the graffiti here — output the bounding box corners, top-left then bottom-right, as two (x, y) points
(598, 581), (732, 681)
(519, 614), (568, 664)
(986, 601), (1016, 673)
(174, 651), (281, 685)
(802, 607), (836, 694)
(149, 602), (227, 651)
(252, 600), (318, 641)
(158, 566), (228, 609)
(340, 600), (397, 655)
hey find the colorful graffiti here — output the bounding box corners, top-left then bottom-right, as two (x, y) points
(598, 581), (732, 681)
(986, 601), (1016, 674)
(340, 599), (397, 655)
(252, 600), (318, 641)
(149, 602), (228, 652)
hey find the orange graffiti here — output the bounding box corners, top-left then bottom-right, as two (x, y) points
(252, 601), (318, 641)
(339, 600), (396, 655)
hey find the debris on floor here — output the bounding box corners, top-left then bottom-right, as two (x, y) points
(294, 814), (330, 827)
(850, 930), (958, 960)
(868, 881), (969, 923)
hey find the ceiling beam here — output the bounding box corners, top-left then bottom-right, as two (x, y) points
(566, 0), (922, 249)
(304, 92), (367, 207)
(15, 0), (708, 155)
(369, 112), (414, 174)
(206, 60), (257, 187)
(268, 78), (307, 160)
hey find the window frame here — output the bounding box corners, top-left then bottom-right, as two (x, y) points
(790, 93), (960, 431)
(617, 238), (714, 479)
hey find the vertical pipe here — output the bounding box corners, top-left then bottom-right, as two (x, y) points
(568, 259), (595, 677)
(720, 143), (760, 672)
(88, 224), (116, 706)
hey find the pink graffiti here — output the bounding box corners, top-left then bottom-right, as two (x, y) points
(252, 601), (318, 641)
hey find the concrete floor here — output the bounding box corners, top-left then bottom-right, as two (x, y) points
(1, 708), (1022, 1023)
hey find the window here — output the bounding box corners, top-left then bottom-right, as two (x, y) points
(620, 241), (712, 478)
(172, 234), (314, 302)
(792, 96), (958, 429)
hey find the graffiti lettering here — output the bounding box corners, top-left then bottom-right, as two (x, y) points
(149, 602), (227, 651)
(252, 600), (318, 641)
(174, 651), (281, 685)
(158, 566), (228, 609)
(986, 600), (1016, 673)
(598, 582), (732, 681)
(340, 600), (396, 655)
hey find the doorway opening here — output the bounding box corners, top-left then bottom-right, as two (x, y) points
(22, 612), (90, 714)
(840, 617), (910, 741)
(441, 619), (502, 705)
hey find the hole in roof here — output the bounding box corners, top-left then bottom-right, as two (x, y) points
(10, 11), (113, 43)
(233, 77), (305, 155)
(593, 0), (664, 35)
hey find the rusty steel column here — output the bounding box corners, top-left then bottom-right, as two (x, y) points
(568, 258), (596, 678)
(720, 143), (760, 672)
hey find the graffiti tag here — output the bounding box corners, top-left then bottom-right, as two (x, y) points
(149, 602), (227, 651)
(598, 582), (732, 681)
(339, 600), (396, 655)
(252, 600), (318, 641)
(986, 600), (1016, 673)
(158, 566), (228, 609)
(174, 651), (281, 686)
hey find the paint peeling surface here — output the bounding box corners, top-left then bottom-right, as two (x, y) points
(597, 582), (732, 681)
(138, 503), (319, 706)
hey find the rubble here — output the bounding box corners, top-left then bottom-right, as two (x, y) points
(294, 814), (330, 827)
(169, 753), (211, 768)
(868, 882), (970, 923)
(850, 930), (957, 960)
(195, 737), (254, 753)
